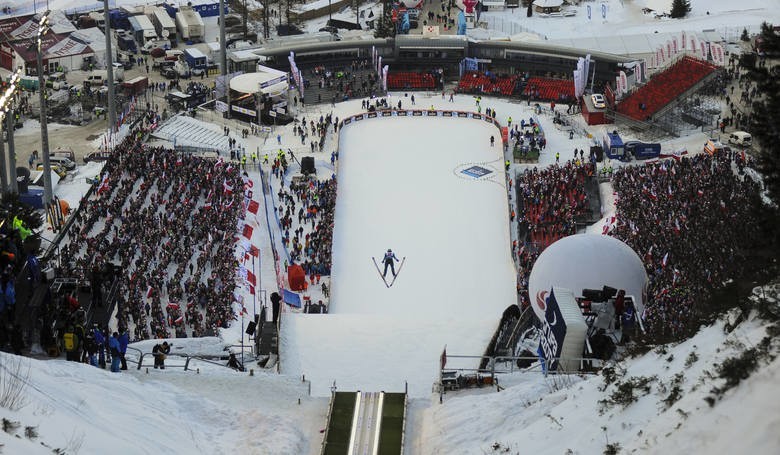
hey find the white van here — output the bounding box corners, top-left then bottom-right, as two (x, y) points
(46, 155), (77, 171)
(728, 131), (752, 147)
(85, 70), (107, 86)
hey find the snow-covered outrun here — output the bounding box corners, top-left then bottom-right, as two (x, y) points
(1, 0), (780, 454)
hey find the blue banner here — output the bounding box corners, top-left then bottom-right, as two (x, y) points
(283, 289), (301, 307)
(538, 288), (567, 373)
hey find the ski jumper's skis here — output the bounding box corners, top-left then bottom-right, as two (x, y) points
(372, 257), (390, 287)
(386, 257), (406, 287)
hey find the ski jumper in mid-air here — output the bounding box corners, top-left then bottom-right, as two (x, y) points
(382, 249), (399, 277)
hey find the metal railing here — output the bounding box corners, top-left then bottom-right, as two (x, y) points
(127, 346), (235, 371)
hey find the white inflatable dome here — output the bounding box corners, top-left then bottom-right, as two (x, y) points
(528, 234), (648, 322)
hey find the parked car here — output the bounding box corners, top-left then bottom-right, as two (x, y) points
(728, 131), (752, 147)
(36, 163), (67, 179)
(84, 150), (111, 163)
(591, 93), (606, 109)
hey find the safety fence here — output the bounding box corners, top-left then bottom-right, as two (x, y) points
(125, 346), (245, 372)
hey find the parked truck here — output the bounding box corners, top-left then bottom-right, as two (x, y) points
(184, 48), (207, 76)
(602, 131), (626, 161)
(176, 6), (205, 42)
(128, 14), (158, 46)
(117, 33), (137, 53)
(122, 76), (149, 96)
(624, 141), (661, 160)
(150, 7), (177, 46)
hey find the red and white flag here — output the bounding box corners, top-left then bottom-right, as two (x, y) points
(661, 252), (669, 268)
(223, 179), (234, 195)
(97, 173), (110, 195)
(247, 200), (260, 215)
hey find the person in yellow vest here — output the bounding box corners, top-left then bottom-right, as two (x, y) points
(63, 326), (79, 362)
(241, 155), (247, 169)
(263, 153), (269, 164)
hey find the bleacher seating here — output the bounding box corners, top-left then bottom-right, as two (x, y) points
(522, 77), (575, 102)
(456, 71), (519, 96)
(616, 56), (718, 121)
(386, 72), (436, 90)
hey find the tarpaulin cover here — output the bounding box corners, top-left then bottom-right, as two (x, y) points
(283, 289), (301, 307)
(287, 263), (306, 291)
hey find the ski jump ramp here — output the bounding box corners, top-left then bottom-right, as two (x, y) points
(280, 114), (517, 397)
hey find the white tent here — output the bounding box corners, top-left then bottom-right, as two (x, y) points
(528, 234), (648, 322)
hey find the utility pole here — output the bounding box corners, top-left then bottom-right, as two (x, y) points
(219, 0), (230, 118)
(0, 120), (7, 195)
(7, 110), (17, 193)
(103, 0), (117, 134)
(36, 12), (53, 206)
(0, 68), (22, 197)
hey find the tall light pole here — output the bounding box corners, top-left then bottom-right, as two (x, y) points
(102, 0), (117, 134)
(36, 11), (53, 206)
(6, 109), (17, 193)
(219, 0), (230, 118)
(0, 69), (23, 197)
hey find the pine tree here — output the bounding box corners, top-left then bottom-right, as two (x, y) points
(670, 0), (691, 19)
(741, 28), (750, 42)
(374, 0), (396, 38)
(746, 23), (780, 205)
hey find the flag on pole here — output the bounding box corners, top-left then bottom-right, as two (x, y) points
(242, 224), (254, 239)
(247, 199), (260, 215)
(223, 179), (234, 195)
(97, 173), (110, 195)
(661, 252), (669, 268)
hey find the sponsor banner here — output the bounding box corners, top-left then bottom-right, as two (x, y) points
(231, 105), (256, 116)
(397, 110), (408, 116)
(354, 114), (364, 121)
(457, 112), (468, 118)
(367, 112), (378, 118)
(473, 113), (482, 120)
(442, 111), (452, 117)
(215, 100), (228, 112)
(412, 110), (423, 116)
(381, 110), (393, 117)
(343, 118), (352, 125)
(426, 110), (438, 116)
(537, 288), (567, 373)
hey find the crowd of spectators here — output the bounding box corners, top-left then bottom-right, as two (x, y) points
(514, 162), (595, 304)
(275, 176), (337, 277)
(610, 151), (763, 339)
(62, 133), (245, 341)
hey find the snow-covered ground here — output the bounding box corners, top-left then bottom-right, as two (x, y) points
(281, 115), (516, 397)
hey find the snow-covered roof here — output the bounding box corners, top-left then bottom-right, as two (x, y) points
(229, 70), (288, 95)
(535, 0), (564, 7)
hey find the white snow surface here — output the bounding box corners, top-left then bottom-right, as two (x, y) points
(282, 115), (516, 397)
(414, 312), (780, 454)
(0, 347), (324, 454)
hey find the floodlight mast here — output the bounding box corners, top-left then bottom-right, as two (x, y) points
(36, 11), (53, 206)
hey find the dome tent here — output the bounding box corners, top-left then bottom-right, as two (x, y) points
(528, 234), (648, 324)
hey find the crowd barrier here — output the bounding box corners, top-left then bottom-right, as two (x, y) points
(339, 109), (504, 134)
